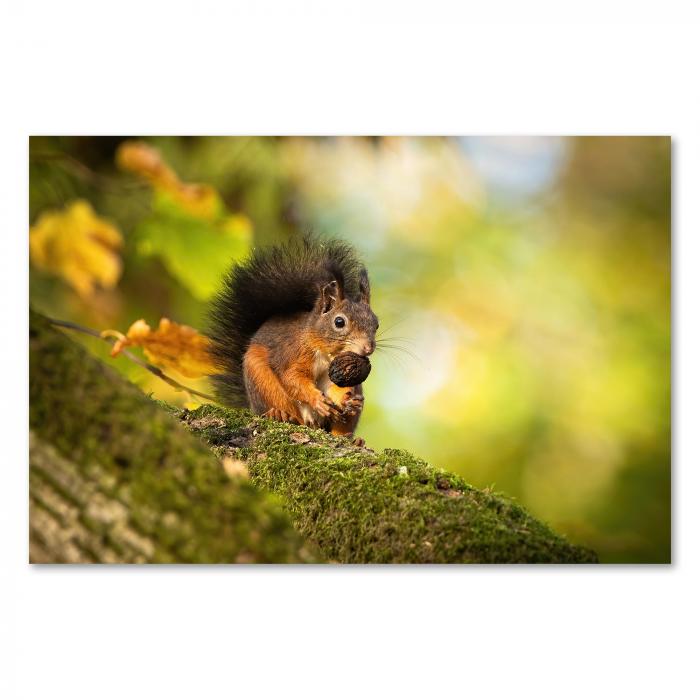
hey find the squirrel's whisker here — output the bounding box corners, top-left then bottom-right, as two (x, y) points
(373, 347), (411, 374)
(375, 337), (420, 362)
(376, 335), (416, 346)
(374, 343), (421, 364)
(375, 317), (409, 339)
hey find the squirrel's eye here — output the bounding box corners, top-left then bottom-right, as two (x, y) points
(334, 316), (346, 329)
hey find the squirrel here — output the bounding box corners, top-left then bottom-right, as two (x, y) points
(208, 235), (378, 438)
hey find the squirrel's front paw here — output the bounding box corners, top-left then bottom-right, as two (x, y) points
(311, 392), (342, 420)
(340, 392), (364, 417)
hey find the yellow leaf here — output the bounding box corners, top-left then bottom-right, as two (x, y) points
(106, 317), (217, 378)
(115, 140), (179, 189)
(29, 200), (123, 297)
(116, 140), (222, 220)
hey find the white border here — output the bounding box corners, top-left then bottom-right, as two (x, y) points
(1, 3), (697, 699)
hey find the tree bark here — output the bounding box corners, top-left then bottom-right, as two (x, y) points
(29, 310), (317, 563)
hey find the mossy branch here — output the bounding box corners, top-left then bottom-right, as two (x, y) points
(177, 410), (598, 564)
(30, 309), (596, 564)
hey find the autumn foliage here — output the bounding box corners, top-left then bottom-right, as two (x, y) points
(116, 141), (223, 221)
(29, 200), (123, 297)
(28, 140), (249, 390)
(105, 317), (217, 379)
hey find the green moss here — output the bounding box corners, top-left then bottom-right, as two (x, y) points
(181, 404), (598, 563)
(30, 310), (317, 563)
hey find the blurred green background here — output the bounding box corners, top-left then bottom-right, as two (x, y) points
(29, 136), (671, 563)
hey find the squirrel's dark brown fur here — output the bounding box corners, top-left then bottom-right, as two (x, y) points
(208, 235), (378, 435)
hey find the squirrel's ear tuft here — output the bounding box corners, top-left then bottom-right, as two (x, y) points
(358, 266), (371, 304)
(318, 280), (342, 313)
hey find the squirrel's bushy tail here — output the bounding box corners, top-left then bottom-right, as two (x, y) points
(207, 235), (365, 406)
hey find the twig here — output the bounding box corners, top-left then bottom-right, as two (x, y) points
(47, 317), (217, 402)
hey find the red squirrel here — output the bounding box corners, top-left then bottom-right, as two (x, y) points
(208, 236), (378, 438)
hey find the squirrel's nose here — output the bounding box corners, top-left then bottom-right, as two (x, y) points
(360, 341), (375, 356)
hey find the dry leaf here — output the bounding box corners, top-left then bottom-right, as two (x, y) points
(29, 200), (123, 297)
(116, 141), (221, 220)
(106, 317), (217, 378)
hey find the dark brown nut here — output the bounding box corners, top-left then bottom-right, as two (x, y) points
(328, 352), (371, 387)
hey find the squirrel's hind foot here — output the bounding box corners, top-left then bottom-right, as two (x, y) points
(263, 407), (299, 424)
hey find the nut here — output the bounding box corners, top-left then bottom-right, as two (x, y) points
(328, 352), (371, 387)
